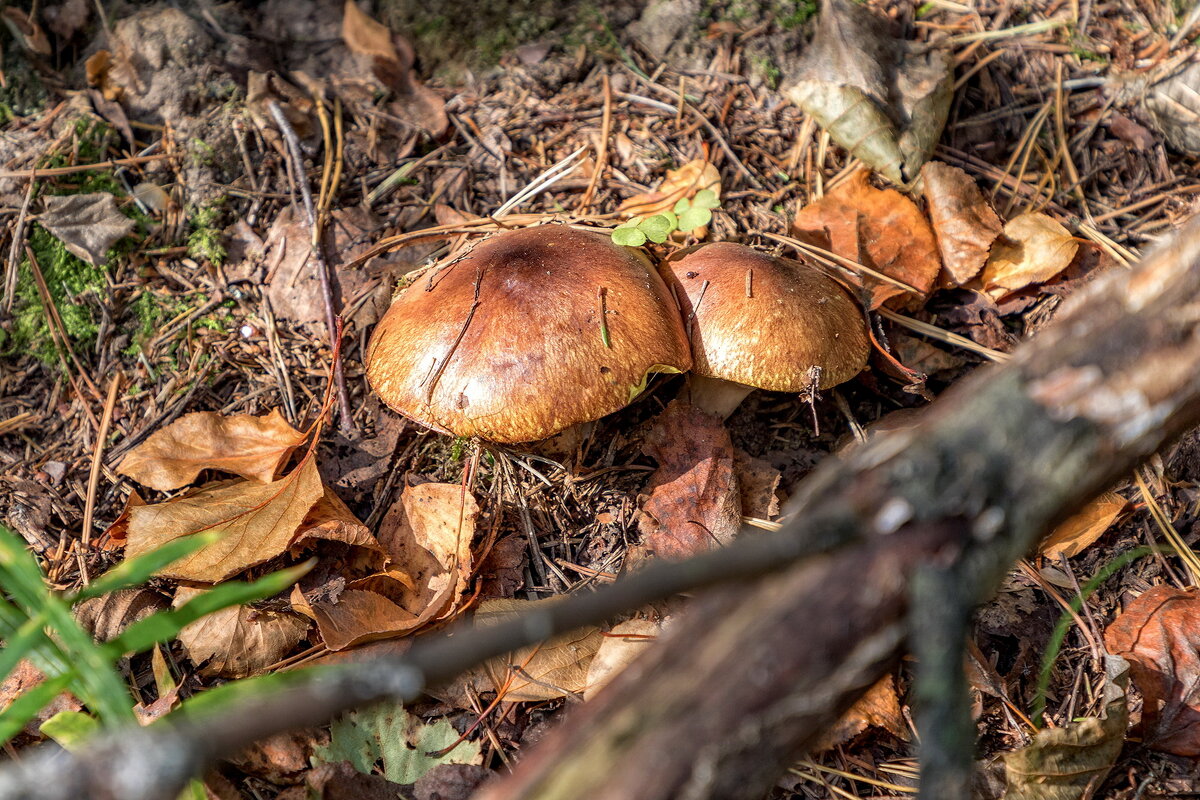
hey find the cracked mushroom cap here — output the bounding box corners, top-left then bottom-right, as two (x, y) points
(660, 242), (869, 391)
(366, 225), (692, 443)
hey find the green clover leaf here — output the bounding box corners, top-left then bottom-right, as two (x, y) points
(638, 214), (675, 244)
(677, 206), (712, 231)
(692, 189), (720, 209)
(612, 225), (647, 247)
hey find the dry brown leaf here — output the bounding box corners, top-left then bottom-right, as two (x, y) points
(293, 486), (376, 551)
(477, 598), (604, 702)
(175, 587), (309, 679)
(638, 400), (741, 560)
(101, 490), (145, 549)
(921, 162), (1003, 286)
(125, 458), (324, 583)
(980, 213), (1079, 298)
(733, 449), (782, 521)
(618, 159), (722, 219)
(1105, 586), (1200, 756)
(792, 170), (941, 309)
(308, 482), (479, 650)
(1002, 656), (1128, 799)
(783, 0), (952, 186)
(74, 588), (169, 643)
(1038, 492), (1126, 560)
(584, 619), (661, 701)
(812, 674), (909, 751)
(40, 193), (136, 266)
(341, 0), (447, 136)
(117, 409), (306, 491)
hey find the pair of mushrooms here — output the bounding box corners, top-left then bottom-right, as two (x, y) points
(365, 225), (869, 445)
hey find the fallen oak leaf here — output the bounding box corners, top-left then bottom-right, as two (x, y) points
(477, 598), (604, 702)
(793, 169), (941, 309)
(1038, 492), (1126, 560)
(117, 409), (306, 491)
(124, 457), (324, 583)
(1105, 586), (1200, 756)
(980, 213), (1079, 299)
(292, 485), (377, 551)
(638, 400), (741, 560)
(175, 586), (310, 679)
(921, 161), (1003, 286)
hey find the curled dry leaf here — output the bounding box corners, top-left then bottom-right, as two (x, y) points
(618, 159), (722, 219)
(40, 193), (137, 266)
(1038, 492), (1126, 560)
(980, 214), (1079, 299)
(793, 169), (941, 309)
(1105, 585), (1200, 756)
(74, 588), (169, 644)
(811, 674), (909, 751)
(477, 598), (604, 702)
(1002, 656), (1128, 800)
(583, 618), (662, 701)
(921, 162), (1003, 286)
(638, 400), (741, 560)
(175, 587), (310, 679)
(308, 482), (479, 650)
(341, 0), (447, 136)
(733, 449), (782, 521)
(293, 485), (376, 551)
(125, 457), (325, 583)
(117, 409), (306, 491)
(1110, 58), (1200, 155)
(101, 490), (145, 548)
(783, 0), (952, 186)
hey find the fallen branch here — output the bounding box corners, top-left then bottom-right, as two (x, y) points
(1, 218), (1199, 799)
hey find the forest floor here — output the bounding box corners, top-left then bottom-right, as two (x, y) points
(2, 0), (1200, 798)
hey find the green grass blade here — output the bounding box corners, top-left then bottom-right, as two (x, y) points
(0, 613), (51, 685)
(0, 527), (135, 725)
(0, 672), (72, 744)
(73, 532), (222, 602)
(108, 560), (314, 656)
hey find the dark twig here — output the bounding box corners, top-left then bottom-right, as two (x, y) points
(267, 100), (354, 432)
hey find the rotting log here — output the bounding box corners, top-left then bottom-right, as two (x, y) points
(476, 218), (1200, 800)
(2, 220), (1200, 800)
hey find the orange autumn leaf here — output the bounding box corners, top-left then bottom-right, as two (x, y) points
(125, 458), (325, 583)
(812, 673), (909, 751)
(618, 159), (721, 219)
(117, 409), (306, 491)
(792, 170), (941, 309)
(174, 586), (309, 678)
(1039, 492), (1126, 559)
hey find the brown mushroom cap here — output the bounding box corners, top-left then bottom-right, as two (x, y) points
(660, 242), (869, 392)
(366, 225), (692, 443)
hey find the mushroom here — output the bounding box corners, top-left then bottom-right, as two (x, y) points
(365, 224), (693, 444)
(658, 242), (870, 418)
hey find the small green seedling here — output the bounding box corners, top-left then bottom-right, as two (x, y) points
(612, 189), (721, 247)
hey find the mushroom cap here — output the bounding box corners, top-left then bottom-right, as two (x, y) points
(660, 242), (869, 391)
(366, 225), (692, 443)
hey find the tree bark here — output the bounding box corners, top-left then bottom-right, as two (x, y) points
(478, 218), (1200, 800)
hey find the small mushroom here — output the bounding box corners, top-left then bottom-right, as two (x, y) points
(366, 224), (692, 444)
(659, 242), (870, 418)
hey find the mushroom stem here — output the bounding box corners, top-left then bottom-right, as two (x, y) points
(686, 374), (755, 419)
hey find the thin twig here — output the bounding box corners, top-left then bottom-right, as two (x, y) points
(267, 100), (354, 432)
(81, 374), (121, 551)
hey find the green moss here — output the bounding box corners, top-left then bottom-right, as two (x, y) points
(778, 0), (818, 27)
(187, 201), (227, 266)
(750, 54), (782, 88)
(0, 46), (48, 117)
(5, 226), (107, 363)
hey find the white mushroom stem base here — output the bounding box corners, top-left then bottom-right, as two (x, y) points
(686, 374), (756, 419)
